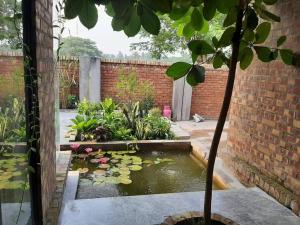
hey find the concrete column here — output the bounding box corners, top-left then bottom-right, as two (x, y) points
(79, 57), (101, 103)
(172, 76), (192, 121)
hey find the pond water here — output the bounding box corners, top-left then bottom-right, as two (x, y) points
(71, 149), (221, 199)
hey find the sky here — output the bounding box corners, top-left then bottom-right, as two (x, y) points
(54, 5), (141, 55)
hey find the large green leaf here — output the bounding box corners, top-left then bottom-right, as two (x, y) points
(79, 0), (98, 29)
(111, 0), (131, 16)
(255, 22), (271, 44)
(223, 7), (237, 27)
(64, 0), (83, 19)
(188, 40), (215, 55)
(243, 29), (255, 42)
(140, 5), (161, 35)
(246, 8), (258, 30)
(124, 7), (141, 37)
(166, 62), (192, 80)
(186, 65), (205, 86)
(141, 0), (172, 13)
(183, 23), (195, 38)
(280, 49), (293, 65)
(277, 36), (286, 47)
(254, 46), (273, 62)
(218, 26), (235, 47)
(191, 8), (204, 31)
(263, 0), (277, 5)
(169, 5), (189, 20)
(240, 47), (254, 70)
(216, 0), (237, 13)
(203, 0), (216, 21)
(213, 53), (223, 69)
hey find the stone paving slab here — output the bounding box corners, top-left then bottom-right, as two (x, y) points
(59, 188), (300, 225)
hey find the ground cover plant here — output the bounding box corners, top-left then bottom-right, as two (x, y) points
(70, 98), (174, 142)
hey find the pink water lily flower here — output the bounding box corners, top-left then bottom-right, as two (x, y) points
(85, 148), (93, 154)
(99, 157), (109, 164)
(70, 144), (80, 152)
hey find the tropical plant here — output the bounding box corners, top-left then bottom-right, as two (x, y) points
(122, 102), (143, 134)
(71, 115), (99, 141)
(100, 98), (118, 115)
(77, 98), (102, 116)
(65, 1), (297, 224)
(144, 113), (174, 140)
(116, 70), (154, 109)
(0, 96), (26, 142)
(67, 95), (79, 109)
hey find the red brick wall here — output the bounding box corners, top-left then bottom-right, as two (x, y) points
(101, 59), (173, 110)
(35, 0), (56, 219)
(191, 66), (228, 119)
(0, 54), (24, 99)
(227, 0), (300, 212)
(0, 55), (228, 118)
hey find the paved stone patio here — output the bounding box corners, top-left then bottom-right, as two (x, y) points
(59, 188), (300, 225)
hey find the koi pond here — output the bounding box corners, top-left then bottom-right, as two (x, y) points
(71, 148), (221, 199)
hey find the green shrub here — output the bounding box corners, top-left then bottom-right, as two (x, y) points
(71, 99), (174, 142)
(67, 95), (78, 109)
(0, 96), (26, 142)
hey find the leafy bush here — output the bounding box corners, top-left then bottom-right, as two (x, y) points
(67, 95), (78, 109)
(77, 98), (102, 116)
(144, 113), (174, 140)
(116, 70), (155, 111)
(0, 96), (26, 142)
(71, 99), (173, 142)
(71, 115), (99, 141)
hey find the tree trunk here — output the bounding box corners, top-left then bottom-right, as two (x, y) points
(203, 5), (245, 225)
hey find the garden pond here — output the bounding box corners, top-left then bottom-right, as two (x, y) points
(71, 148), (221, 199)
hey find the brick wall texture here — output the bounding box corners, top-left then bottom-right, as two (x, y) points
(35, 0), (56, 219)
(0, 56), (228, 119)
(227, 0), (300, 212)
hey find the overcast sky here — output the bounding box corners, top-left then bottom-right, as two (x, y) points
(54, 5), (141, 55)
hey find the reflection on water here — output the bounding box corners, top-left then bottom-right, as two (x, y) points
(0, 146), (31, 225)
(72, 149), (221, 199)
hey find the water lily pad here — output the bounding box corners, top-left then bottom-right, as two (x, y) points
(119, 177), (132, 184)
(128, 150), (136, 154)
(129, 165), (142, 171)
(119, 170), (130, 175)
(77, 154), (88, 159)
(90, 159), (100, 164)
(143, 160), (153, 164)
(105, 177), (119, 184)
(77, 168), (89, 174)
(99, 164), (110, 169)
(93, 170), (106, 176)
(94, 154), (104, 158)
(110, 159), (119, 164)
(110, 167), (120, 173)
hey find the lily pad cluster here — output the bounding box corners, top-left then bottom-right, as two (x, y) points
(0, 153), (28, 190)
(72, 149), (174, 186)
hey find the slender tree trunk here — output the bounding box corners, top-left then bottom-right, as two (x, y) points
(204, 5), (245, 225)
